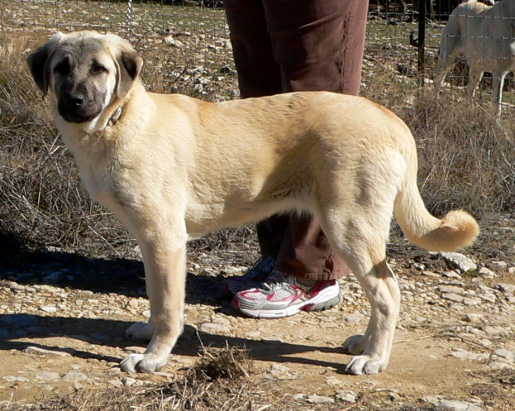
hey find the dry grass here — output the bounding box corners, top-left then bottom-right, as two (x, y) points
(406, 90), (515, 215)
(0, 346), (277, 411)
(361, 67), (515, 217)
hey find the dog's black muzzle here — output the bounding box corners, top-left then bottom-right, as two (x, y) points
(58, 92), (102, 124)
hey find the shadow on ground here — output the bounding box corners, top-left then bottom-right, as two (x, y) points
(0, 316), (347, 371)
(0, 232), (230, 305)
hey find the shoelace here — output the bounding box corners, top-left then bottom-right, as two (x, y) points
(260, 272), (294, 293)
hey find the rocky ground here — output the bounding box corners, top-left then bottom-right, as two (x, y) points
(0, 215), (514, 410)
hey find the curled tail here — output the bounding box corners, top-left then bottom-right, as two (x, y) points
(394, 173), (479, 252)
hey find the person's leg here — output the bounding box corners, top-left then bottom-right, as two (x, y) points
(233, 0), (369, 317)
(264, 0), (368, 96)
(223, 0), (282, 98)
(223, 0), (292, 295)
(264, 0), (369, 281)
(224, 0), (290, 261)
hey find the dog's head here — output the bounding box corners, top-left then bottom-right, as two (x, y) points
(27, 31), (143, 125)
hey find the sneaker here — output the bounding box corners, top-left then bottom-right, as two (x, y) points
(232, 271), (341, 318)
(223, 255), (275, 295)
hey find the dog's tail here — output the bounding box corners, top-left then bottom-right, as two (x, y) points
(393, 167), (479, 253)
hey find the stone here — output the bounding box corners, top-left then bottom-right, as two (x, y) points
(336, 390), (358, 403)
(462, 297), (482, 306)
(493, 348), (514, 363)
(23, 346), (71, 357)
(62, 371), (87, 383)
(496, 283), (515, 294)
(449, 348), (489, 362)
(439, 252), (477, 272)
(478, 267), (496, 278)
(325, 376), (345, 388)
(439, 285), (465, 294)
(36, 372), (60, 381)
(423, 395), (483, 411)
(108, 378), (123, 387)
(265, 363), (296, 380)
(491, 261), (507, 270)
(306, 394), (334, 404)
(463, 313), (483, 323)
(198, 322), (230, 334)
(484, 326), (509, 336)
(477, 293), (496, 303)
(442, 293), (464, 303)
(488, 361), (515, 371)
(39, 305), (57, 313)
(443, 271), (462, 279)
(2, 376), (30, 383)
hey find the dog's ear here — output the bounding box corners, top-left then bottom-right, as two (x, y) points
(26, 33), (64, 96)
(109, 36), (143, 99)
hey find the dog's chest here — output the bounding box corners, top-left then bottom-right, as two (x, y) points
(68, 142), (116, 205)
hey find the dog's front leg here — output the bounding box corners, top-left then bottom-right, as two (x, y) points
(465, 65), (483, 102)
(491, 68), (508, 118)
(121, 231), (187, 373)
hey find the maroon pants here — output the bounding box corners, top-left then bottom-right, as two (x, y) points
(224, 0), (368, 280)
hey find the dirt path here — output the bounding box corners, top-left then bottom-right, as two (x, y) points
(1, 227), (514, 410)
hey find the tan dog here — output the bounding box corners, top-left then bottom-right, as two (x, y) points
(27, 31), (479, 375)
(435, 0), (515, 117)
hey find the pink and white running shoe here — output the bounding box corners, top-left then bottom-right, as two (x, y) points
(232, 271), (341, 318)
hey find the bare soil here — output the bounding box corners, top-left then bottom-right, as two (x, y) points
(1, 215), (514, 410)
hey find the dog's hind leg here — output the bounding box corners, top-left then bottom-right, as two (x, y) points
(490, 68), (508, 117)
(319, 207), (400, 375)
(343, 247), (400, 375)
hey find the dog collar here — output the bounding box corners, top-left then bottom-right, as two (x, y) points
(107, 104), (124, 127)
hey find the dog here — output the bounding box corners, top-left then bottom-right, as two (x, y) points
(434, 0), (515, 117)
(26, 31), (479, 375)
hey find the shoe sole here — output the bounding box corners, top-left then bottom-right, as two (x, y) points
(233, 288), (342, 319)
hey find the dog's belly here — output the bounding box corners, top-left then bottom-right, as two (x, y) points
(184, 197), (305, 239)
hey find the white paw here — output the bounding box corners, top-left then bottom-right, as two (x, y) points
(125, 322), (154, 342)
(341, 334), (367, 355)
(120, 353), (167, 373)
(345, 355), (386, 375)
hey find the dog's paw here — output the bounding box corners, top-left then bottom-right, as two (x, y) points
(345, 355), (386, 375)
(125, 322), (154, 342)
(341, 334), (367, 355)
(120, 353), (167, 373)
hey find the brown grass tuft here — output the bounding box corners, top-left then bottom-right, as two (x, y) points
(0, 346), (266, 411)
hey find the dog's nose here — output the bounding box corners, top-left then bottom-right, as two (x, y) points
(70, 93), (85, 106)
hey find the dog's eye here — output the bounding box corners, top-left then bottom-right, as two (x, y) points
(54, 60), (71, 76)
(91, 63), (107, 75)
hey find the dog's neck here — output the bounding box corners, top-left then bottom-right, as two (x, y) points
(106, 103), (125, 127)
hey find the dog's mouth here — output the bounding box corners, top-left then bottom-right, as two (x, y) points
(58, 102), (102, 124)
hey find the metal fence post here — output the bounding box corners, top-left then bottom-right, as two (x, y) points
(418, 0), (427, 87)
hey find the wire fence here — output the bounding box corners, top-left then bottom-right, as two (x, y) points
(0, 0), (513, 102)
